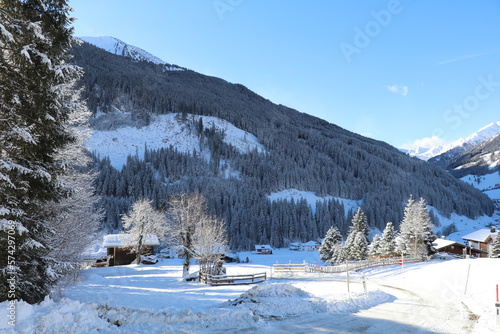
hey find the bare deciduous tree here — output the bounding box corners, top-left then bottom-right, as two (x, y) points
(122, 199), (166, 264)
(194, 216), (228, 275)
(166, 193), (228, 277)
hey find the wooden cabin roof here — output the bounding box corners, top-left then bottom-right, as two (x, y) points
(103, 234), (160, 248)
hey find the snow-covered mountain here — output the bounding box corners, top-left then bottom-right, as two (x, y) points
(78, 36), (184, 71)
(71, 38), (495, 249)
(407, 121), (500, 161)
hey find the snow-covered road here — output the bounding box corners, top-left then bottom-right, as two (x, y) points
(2, 252), (499, 333)
(241, 278), (476, 334)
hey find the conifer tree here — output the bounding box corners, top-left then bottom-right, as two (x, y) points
(380, 222), (398, 257)
(369, 234), (382, 258)
(399, 196), (436, 258)
(351, 232), (368, 260)
(0, 0), (81, 304)
(343, 207), (369, 260)
(319, 226), (343, 264)
(490, 232), (500, 258)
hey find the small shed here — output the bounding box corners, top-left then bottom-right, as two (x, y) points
(103, 234), (160, 266)
(299, 241), (319, 251)
(289, 242), (301, 251)
(255, 245), (273, 254)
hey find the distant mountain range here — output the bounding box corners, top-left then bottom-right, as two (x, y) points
(405, 122), (500, 161)
(71, 37), (495, 249)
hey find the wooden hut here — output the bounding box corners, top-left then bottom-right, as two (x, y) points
(255, 245), (273, 254)
(103, 234), (160, 266)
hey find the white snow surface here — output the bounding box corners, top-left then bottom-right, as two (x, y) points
(461, 172), (500, 200)
(86, 113), (265, 170)
(2, 250), (500, 333)
(267, 188), (361, 216)
(407, 121), (500, 160)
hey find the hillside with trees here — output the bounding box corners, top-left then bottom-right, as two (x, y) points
(70, 42), (494, 250)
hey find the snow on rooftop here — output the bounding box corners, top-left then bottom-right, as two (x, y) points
(433, 238), (464, 249)
(461, 228), (497, 242)
(103, 234), (159, 248)
(302, 241), (319, 246)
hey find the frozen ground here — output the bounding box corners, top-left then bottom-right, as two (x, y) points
(1, 249), (500, 333)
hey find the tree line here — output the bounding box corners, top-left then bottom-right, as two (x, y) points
(320, 197), (437, 264)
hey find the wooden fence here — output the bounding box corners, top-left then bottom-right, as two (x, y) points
(199, 272), (267, 286)
(305, 256), (424, 274)
(272, 263), (306, 274)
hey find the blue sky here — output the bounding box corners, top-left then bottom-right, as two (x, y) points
(70, 0), (500, 149)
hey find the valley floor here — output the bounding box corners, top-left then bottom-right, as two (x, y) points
(1, 250), (499, 333)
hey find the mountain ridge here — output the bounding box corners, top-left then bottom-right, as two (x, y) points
(71, 39), (494, 249)
(407, 121), (500, 161)
(436, 133), (500, 178)
(78, 36), (185, 71)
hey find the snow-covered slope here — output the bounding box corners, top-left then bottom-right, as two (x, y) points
(460, 172), (500, 201)
(78, 36), (184, 70)
(407, 121), (500, 161)
(86, 113), (265, 169)
(267, 189), (360, 217)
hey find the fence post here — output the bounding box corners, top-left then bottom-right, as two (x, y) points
(346, 261), (351, 298)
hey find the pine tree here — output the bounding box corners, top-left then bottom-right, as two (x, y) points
(343, 207), (369, 260)
(379, 222), (398, 257)
(351, 207), (369, 237)
(319, 226), (343, 264)
(369, 234), (382, 258)
(1, 0), (81, 304)
(490, 233), (500, 258)
(399, 196), (436, 258)
(351, 232), (368, 260)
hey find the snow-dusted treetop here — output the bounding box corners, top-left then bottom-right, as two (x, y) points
(78, 36), (184, 70)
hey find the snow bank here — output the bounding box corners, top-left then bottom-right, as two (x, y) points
(223, 282), (391, 322)
(0, 298), (109, 334)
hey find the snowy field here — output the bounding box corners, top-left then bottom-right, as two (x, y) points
(1, 249), (500, 333)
